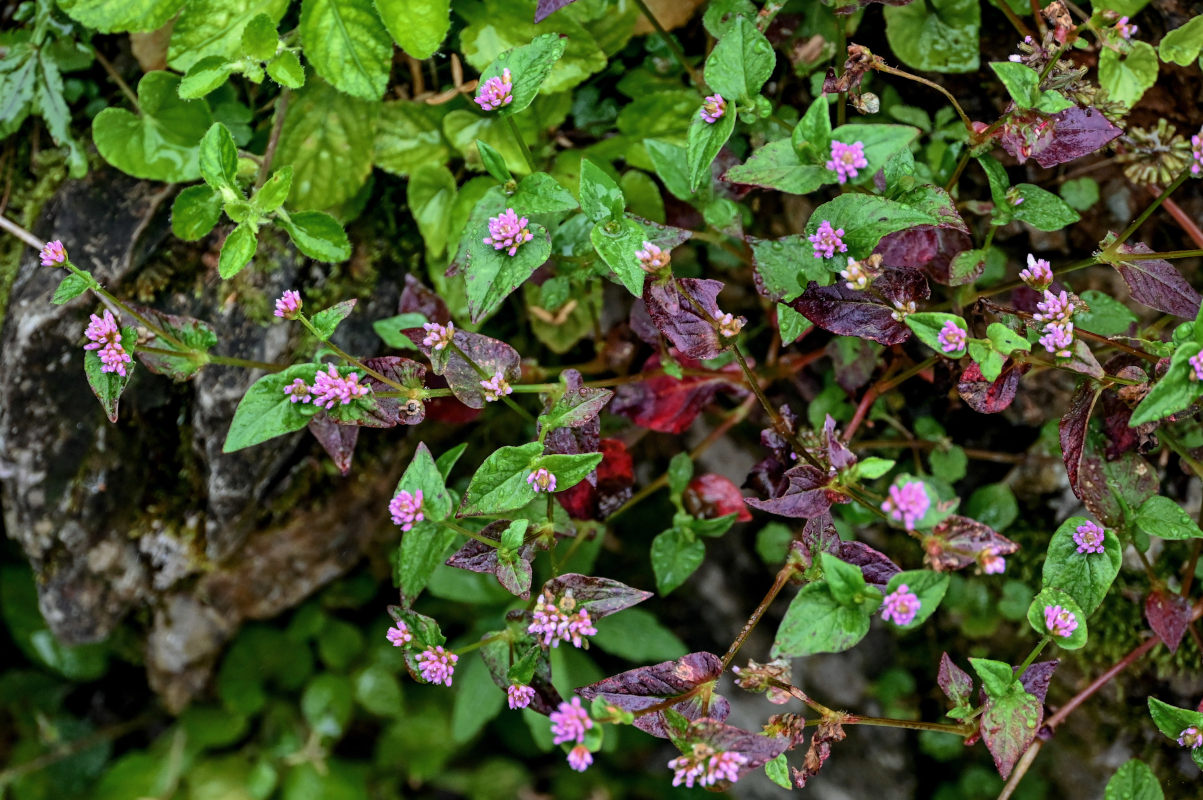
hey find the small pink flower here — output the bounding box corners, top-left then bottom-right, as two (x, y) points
(567, 744), (593, 772)
(386, 622), (413, 647)
(480, 369), (513, 402)
(731, 658), (792, 704)
(1043, 604), (1078, 638)
(40, 240), (67, 266)
(1019, 255), (1053, 289)
(808, 220), (847, 260)
(283, 378), (312, 404)
(550, 697), (593, 745)
(474, 67), (513, 111)
(1006, 186), (1025, 206)
(668, 744), (748, 788)
(937, 321), (967, 354)
(840, 257), (873, 290)
(1192, 132), (1203, 177)
(1190, 349), (1203, 381)
(527, 468), (556, 494)
(1039, 321), (1074, 358)
(416, 645), (458, 686)
(881, 584), (922, 626)
(717, 312), (744, 338)
(484, 208), (534, 256)
(1178, 726), (1202, 749)
(1072, 521), (1106, 554)
(981, 549), (1006, 575)
(528, 590), (597, 648)
(310, 364), (370, 409)
(507, 683), (536, 710)
(1034, 289), (1074, 324)
(421, 321), (455, 351)
(1114, 16), (1137, 40)
(636, 241), (671, 273)
(389, 489), (424, 531)
(83, 310), (132, 377)
(274, 290), (302, 319)
(881, 481), (929, 529)
(826, 140), (868, 185)
(700, 94), (726, 124)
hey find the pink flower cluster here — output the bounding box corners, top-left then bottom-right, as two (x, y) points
(809, 220), (847, 260)
(668, 744), (748, 788)
(1044, 604), (1078, 638)
(480, 369), (513, 402)
(284, 379), (311, 403)
(1114, 16), (1137, 40)
(40, 240), (67, 266)
(474, 68), (513, 111)
(386, 621), (412, 647)
(1072, 521), (1106, 554)
(980, 548), (1006, 575)
(717, 312), (743, 338)
(1019, 254), (1053, 289)
(700, 94), (726, 124)
(528, 590), (596, 648)
(936, 321), (966, 354)
(1190, 349), (1203, 382)
(484, 208), (534, 256)
(281, 365), (370, 409)
(527, 467), (556, 493)
(826, 140), (868, 185)
(881, 584), (921, 626)
(636, 241), (671, 273)
(507, 683), (536, 710)
(1192, 130), (1203, 177)
(840, 257), (873, 290)
(416, 645), (458, 686)
(882, 481), (929, 529)
(421, 321), (454, 351)
(83, 310), (132, 377)
(1179, 726), (1202, 749)
(389, 489), (424, 531)
(550, 697), (593, 745)
(567, 745), (593, 772)
(1034, 289), (1075, 358)
(274, 290), (302, 319)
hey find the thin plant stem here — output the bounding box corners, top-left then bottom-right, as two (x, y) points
(256, 89), (291, 188)
(504, 116), (537, 173)
(630, 0), (705, 88)
(447, 341), (535, 423)
(1106, 168), (1191, 253)
(1014, 637), (1050, 677)
(842, 714), (975, 736)
(1117, 248), (1203, 261)
(0, 212), (42, 248)
(296, 316), (407, 391)
(91, 46), (139, 109)
(943, 150), (971, 193)
(1158, 193), (1203, 249)
(439, 519), (499, 549)
(872, 62), (972, 132)
(720, 562), (795, 670)
(453, 631), (507, 656)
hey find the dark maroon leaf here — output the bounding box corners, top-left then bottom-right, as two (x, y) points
(1060, 380), (1102, 490)
(823, 414), (857, 471)
(1146, 589), (1192, 653)
(398, 273), (450, 324)
(307, 412), (358, 475)
(791, 267), (929, 345)
(361, 356), (427, 426)
(1075, 435), (1158, 527)
(444, 521), (535, 598)
(957, 361), (1027, 414)
(481, 634), (561, 715)
(577, 652), (729, 739)
(925, 515), (1020, 572)
(1000, 106), (1121, 168)
(827, 337), (880, 392)
(540, 573), (652, 619)
(1113, 241), (1202, 319)
(405, 327), (520, 409)
(745, 464), (838, 519)
(611, 352), (745, 434)
(684, 473), (752, 522)
(684, 718), (789, 773)
(873, 220), (972, 286)
(837, 541), (901, 588)
(787, 514), (840, 571)
(643, 277), (728, 360)
(534, 0), (578, 22)
(938, 653), (973, 708)
(1016, 660), (1059, 705)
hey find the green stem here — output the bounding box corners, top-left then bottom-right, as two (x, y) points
(630, 0), (705, 89)
(439, 519), (499, 549)
(1015, 637), (1050, 677)
(504, 116), (537, 173)
(943, 150), (971, 193)
(209, 354), (287, 372)
(453, 631), (507, 656)
(1117, 248), (1203, 261)
(1106, 168), (1192, 253)
(842, 714), (976, 737)
(296, 315), (407, 391)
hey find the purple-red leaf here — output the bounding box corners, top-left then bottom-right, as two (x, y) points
(1113, 241), (1202, 319)
(1000, 106), (1121, 168)
(642, 277), (729, 360)
(873, 222), (972, 286)
(1075, 436), (1158, 527)
(539, 573), (651, 619)
(980, 689), (1043, 779)
(791, 268), (929, 345)
(361, 356), (428, 426)
(307, 412), (358, 475)
(1060, 380), (1102, 490)
(535, 0), (578, 22)
(445, 521), (535, 599)
(938, 653), (973, 708)
(399, 273), (450, 324)
(684, 473), (752, 522)
(745, 464), (838, 519)
(611, 353), (745, 434)
(926, 515), (1020, 572)
(1146, 589), (1192, 653)
(1016, 660), (1059, 705)
(837, 541), (901, 588)
(577, 652), (730, 739)
(556, 438), (635, 520)
(684, 718), (789, 773)
(405, 327), (520, 409)
(957, 361), (1027, 414)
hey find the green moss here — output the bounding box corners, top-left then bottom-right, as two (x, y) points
(0, 148), (70, 330)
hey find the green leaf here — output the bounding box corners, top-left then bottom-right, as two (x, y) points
(533, 452), (603, 493)
(92, 71), (213, 183)
(1076, 289), (1137, 335)
(793, 193), (940, 278)
(1041, 516), (1121, 614)
(267, 51), (306, 88)
(686, 98), (736, 192)
(253, 165), (293, 213)
(589, 215), (652, 297)
(375, 0), (450, 59)
(750, 235), (833, 301)
(906, 312), (968, 357)
(134, 308), (218, 381)
(0, 565), (109, 680)
(646, 139), (695, 201)
(1105, 759), (1164, 800)
(1033, 89), (1074, 114)
(966, 483), (1018, 531)
(168, 0), (291, 72)
(408, 164), (457, 260)
(84, 326), (137, 423)
(511, 171), (578, 214)
(724, 138), (828, 195)
(372, 312), (427, 349)
(1013, 183), (1080, 231)
(791, 95), (832, 161)
(591, 607), (688, 662)
(199, 123), (240, 192)
(1027, 588), (1088, 649)
(464, 208), (552, 323)
(821, 551), (868, 605)
(476, 139), (512, 184)
(1134, 495), (1203, 541)
(930, 445), (967, 483)
(968, 339), (1006, 382)
(777, 303), (812, 344)
(58, 0), (184, 33)
(667, 452), (693, 496)
(276, 210), (352, 262)
(1129, 341), (1203, 426)
(276, 77), (377, 209)
(969, 657), (1016, 699)
(856, 457), (896, 480)
(394, 443), (457, 604)
(827, 124), (920, 185)
(884, 0), (980, 73)
(651, 527), (705, 595)
(772, 581), (879, 657)
(241, 13), (279, 61)
(1147, 697), (1203, 756)
(299, 0), (392, 101)
(354, 663), (403, 717)
(223, 364), (318, 452)
(883, 570), (950, 629)
(765, 754), (791, 789)
(703, 15), (776, 102)
(179, 56), (237, 99)
(579, 158), (625, 222)
(459, 442), (543, 516)
(986, 322), (1031, 355)
(1159, 15), (1203, 66)
(538, 381), (614, 432)
(301, 674), (354, 737)
(990, 61), (1040, 108)
(476, 33), (568, 117)
(435, 442), (468, 480)
(311, 299), (357, 340)
(1098, 41), (1158, 109)
(51, 272), (94, 305)
(218, 223), (258, 279)
(373, 101), (450, 177)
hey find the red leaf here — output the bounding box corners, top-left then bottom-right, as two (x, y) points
(938, 653), (973, 708)
(925, 515), (1019, 572)
(398, 273), (450, 324)
(873, 222), (972, 286)
(1114, 241), (1202, 319)
(642, 277), (728, 360)
(557, 438), (635, 520)
(686, 718), (789, 773)
(684, 473), (752, 522)
(957, 361), (1027, 414)
(1016, 660), (1059, 705)
(577, 652), (730, 739)
(1146, 589), (1192, 653)
(1060, 380), (1102, 490)
(307, 412), (358, 475)
(837, 541), (901, 588)
(980, 690), (1043, 779)
(611, 353), (745, 434)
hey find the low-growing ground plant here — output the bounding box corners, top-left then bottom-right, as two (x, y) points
(3, 0), (1203, 797)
